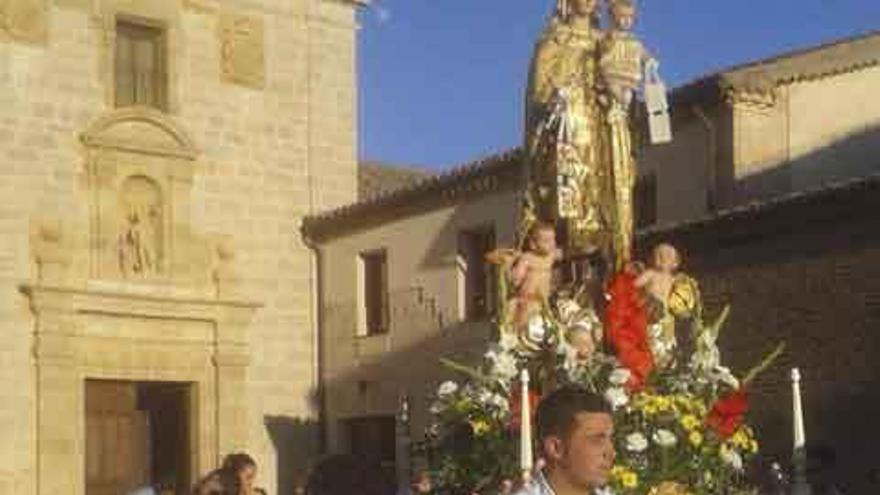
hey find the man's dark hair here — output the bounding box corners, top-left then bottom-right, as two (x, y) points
(535, 386), (611, 442)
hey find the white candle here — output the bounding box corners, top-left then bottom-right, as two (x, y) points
(520, 369), (533, 478)
(791, 368), (806, 450)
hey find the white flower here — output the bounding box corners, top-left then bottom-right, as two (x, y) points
(604, 387), (629, 410)
(720, 445), (744, 471)
(625, 432), (648, 453)
(652, 429), (678, 448)
(609, 368), (632, 386)
(490, 351), (519, 381)
(437, 380), (458, 398)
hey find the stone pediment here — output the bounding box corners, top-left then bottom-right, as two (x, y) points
(81, 106), (198, 160)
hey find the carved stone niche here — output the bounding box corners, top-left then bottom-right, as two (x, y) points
(80, 106), (206, 286)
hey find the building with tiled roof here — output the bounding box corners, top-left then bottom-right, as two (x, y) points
(358, 161), (435, 201)
(302, 31), (880, 493)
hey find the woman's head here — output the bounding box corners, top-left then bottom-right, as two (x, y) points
(221, 453), (257, 493)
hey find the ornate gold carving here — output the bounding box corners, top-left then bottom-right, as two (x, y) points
(0, 0), (48, 44)
(522, 0), (666, 271)
(219, 11), (265, 89)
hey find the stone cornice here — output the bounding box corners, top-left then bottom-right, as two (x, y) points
(20, 283), (262, 323)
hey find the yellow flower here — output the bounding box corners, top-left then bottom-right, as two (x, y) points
(655, 396), (673, 411)
(688, 430), (703, 447)
(470, 419), (491, 437)
(622, 471), (638, 488)
(680, 414), (700, 431)
(611, 466), (639, 489)
(730, 429), (753, 450)
(749, 439), (759, 454)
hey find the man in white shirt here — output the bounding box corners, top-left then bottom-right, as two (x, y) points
(514, 386), (616, 495)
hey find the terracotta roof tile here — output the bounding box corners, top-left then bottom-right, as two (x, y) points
(302, 149), (523, 242)
(358, 161), (434, 201)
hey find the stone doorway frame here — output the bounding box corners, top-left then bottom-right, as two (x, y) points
(20, 283), (259, 495)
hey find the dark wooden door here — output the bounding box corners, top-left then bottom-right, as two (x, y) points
(85, 381), (150, 495)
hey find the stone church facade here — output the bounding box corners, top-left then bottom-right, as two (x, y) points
(0, 1), (361, 493)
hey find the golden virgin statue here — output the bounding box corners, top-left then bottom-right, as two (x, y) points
(523, 0), (669, 273)
(523, 0), (612, 263)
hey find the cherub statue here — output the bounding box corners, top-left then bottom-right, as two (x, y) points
(509, 222), (562, 330)
(487, 223), (563, 352)
(634, 243), (681, 365)
(635, 243), (679, 306)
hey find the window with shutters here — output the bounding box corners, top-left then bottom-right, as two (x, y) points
(115, 19), (167, 110)
(359, 249), (389, 336)
(457, 226), (496, 321)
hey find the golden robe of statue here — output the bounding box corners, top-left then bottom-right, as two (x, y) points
(523, 5), (613, 261)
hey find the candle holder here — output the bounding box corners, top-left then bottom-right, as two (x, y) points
(791, 446), (811, 495)
(790, 368), (811, 495)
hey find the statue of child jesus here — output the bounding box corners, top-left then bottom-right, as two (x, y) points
(599, 0), (656, 109)
(598, 0), (658, 269)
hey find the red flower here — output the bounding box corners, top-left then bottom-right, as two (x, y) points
(605, 270), (653, 390)
(706, 388), (749, 438)
(508, 386), (540, 431)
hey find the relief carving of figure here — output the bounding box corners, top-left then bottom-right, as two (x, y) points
(118, 176), (162, 278)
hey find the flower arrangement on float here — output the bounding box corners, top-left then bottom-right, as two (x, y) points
(424, 255), (783, 495)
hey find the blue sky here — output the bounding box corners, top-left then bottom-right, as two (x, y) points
(357, 1), (880, 170)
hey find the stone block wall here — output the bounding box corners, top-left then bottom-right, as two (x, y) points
(651, 205), (880, 494)
(0, 1), (360, 493)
